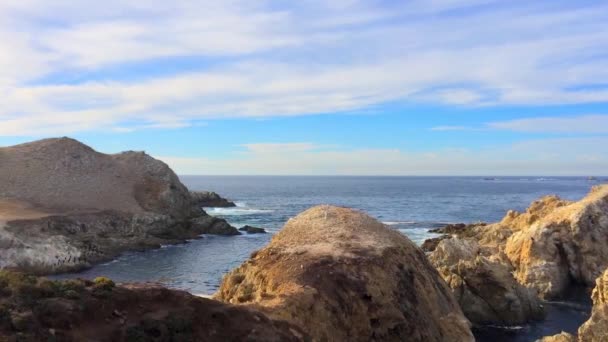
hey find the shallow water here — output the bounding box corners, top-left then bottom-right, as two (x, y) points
(53, 176), (602, 340)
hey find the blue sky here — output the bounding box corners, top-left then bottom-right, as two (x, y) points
(1, 0), (607, 175)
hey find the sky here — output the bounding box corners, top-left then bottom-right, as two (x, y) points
(1, 0), (607, 175)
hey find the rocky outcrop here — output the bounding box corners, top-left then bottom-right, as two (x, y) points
(191, 191), (236, 208)
(430, 238), (545, 325)
(421, 235), (448, 252)
(0, 137), (238, 273)
(578, 268), (608, 341)
(0, 270), (306, 341)
(538, 332), (575, 342)
(238, 225), (267, 234)
(215, 205), (474, 342)
(426, 185), (608, 300)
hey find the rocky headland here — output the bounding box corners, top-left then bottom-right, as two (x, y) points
(0, 137), (240, 274)
(215, 205), (475, 341)
(424, 185), (608, 329)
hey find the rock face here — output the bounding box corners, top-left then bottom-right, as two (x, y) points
(0, 270), (306, 341)
(504, 186), (608, 298)
(191, 191), (236, 208)
(427, 185), (608, 300)
(215, 205), (474, 342)
(430, 238), (545, 325)
(578, 268), (608, 341)
(0, 137), (238, 273)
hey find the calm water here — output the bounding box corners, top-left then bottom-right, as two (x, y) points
(54, 176), (603, 341)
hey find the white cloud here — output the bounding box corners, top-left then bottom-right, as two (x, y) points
(1, 1), (608, 135)
(487, 114), (608, 133)
(157, 138), (608, 176)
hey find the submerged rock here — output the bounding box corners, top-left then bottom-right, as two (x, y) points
(238, 225), (267, 234)
(0, 137), (239, 273)
(191, 191), (236, 208)
(216, 205), (474, 342)
(0, 270), (306, 341)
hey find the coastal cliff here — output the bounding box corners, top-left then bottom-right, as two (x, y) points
(215, 205), (474, 341)
(0, 137), (239, 273)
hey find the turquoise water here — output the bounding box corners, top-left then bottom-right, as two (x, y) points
(54, 176), (603, 341)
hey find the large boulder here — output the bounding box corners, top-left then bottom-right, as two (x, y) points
(0, 270), (307, 341)
(430, 238), (544, 325)
(0, 137), (237, 273)
(215, 205), (474, 342)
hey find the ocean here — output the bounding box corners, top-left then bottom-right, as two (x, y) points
(54, 176), (602, 341)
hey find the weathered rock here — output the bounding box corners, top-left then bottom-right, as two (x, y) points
(238, 225), (267, 234)
(504, 185), (608, 298)
(0, 137), (239, 273)
(538, 332), (576, 342)
(578, 268), (608, 341)
(430, 238), (545, 326)
(191, 191), (236, 208)
(429, 222), (488, 237)
(430, 185), (608, 300)
(215, 205), (474, 342)
(420, 235), (448, 252)
(0, 271), (307, 341)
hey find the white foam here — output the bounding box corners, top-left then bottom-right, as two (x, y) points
(205, 207), (274, 216)
(383, 221), (416, 225)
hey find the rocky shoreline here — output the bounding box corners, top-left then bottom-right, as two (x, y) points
(2, 137), (608, 341)
(422, 185), (608, 340)
(0, 138), (245, 274)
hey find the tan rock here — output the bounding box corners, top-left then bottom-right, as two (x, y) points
(215, 205), (474, 342)
(505, 185), (608, 298)
(430, 238), (544, 325)
(538, 332), (575, 342)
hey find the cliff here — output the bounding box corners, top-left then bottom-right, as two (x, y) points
(0, 137), (239, 273)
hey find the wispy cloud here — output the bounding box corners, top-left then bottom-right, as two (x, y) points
(487, 114), (608, 133)
(158, 137), (608, 176)
(1, 1), (608, 135)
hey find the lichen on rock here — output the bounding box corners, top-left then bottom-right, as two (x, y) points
(215, 205), (474, 342)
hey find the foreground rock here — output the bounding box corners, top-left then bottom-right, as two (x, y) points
(0, 137), (238, 273)
(427, 185), (608, 300)
(191, 191), (236, 207)
(0, 270), (306, 341)
(216, 205), (474, 342)
(430, 238), (545, 325)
